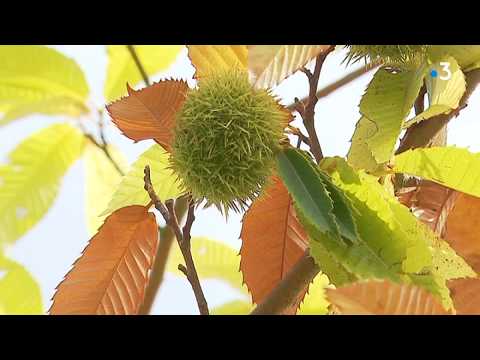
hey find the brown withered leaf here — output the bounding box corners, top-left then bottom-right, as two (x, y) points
(248, 45), (332, 89)
(397, 180), (459, 237)
(49, 205), (159, 315)
(444, 194), (480, 314)
(326, 280), (450, 315)
(448, 256), (480, 314)
(106, 80), (188, 152)
(240, 176), (309, 314)
(444, 193), (480, 263)
(398, 185), (480, 314)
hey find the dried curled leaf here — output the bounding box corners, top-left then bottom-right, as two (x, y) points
(187, 45), (248, 79)
(248, 45), (332, 89)
(240, 176), (309, 314)
(107, 80), (188, 151)
(327, 280), (450, 315)
(49, 205), (158, 315)
(397, 180), (458, 237)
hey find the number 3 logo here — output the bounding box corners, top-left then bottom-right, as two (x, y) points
(439, 62), (452, 80)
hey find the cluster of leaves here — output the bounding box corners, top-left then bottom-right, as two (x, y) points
(0, 45), (183, 313)
(2, 44), (480, 315)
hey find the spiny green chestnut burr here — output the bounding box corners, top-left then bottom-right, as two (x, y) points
(346, 45), (428, 67)
(170, 68), (287, 213)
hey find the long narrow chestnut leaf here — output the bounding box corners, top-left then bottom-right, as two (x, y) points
(49, 205), (158, 315)
(240, 176), (309, 314)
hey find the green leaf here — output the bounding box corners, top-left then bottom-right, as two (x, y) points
(0, 123), (85, 246)
(211, 300), (253, 315)
(0, 46), (89, 126)
(347, 65), (426, 171)
(276, 148), (341, 243)
(277, 148), (400, 284)
(428, 45), (480, 71)
(405, 56), (466, 127)
(393, 146), (480, 198)
(102, 144), (184, 217)
(321, 157), (475, 309)
(297, 273), (331, 315)
(0, 254), (43, 314)
(84, 143), (129, 236)
(168, 237), (247, 293)
(104, 45), (183, 102)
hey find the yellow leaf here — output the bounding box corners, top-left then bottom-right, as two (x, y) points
(187, 45), (248, 79)
(0, 45), (89, 126)
(102, 144), (184, 217)
(168, 237), (246, 294)
(0, 123), (85, 246)
(248, 45), (331, 89)
(0, 254), (43, 314)
(104, 45), (183, 102)
(297, 273), (331, 315)
(84, 143), (129, 236)
(405, 56), (466, 127)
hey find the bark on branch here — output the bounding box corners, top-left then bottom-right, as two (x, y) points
(144, 165), (209, 315)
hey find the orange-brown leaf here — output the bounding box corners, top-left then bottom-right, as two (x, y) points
(449, 264), (480, 315)
(49, 205), (159, 315)
(397, 180), (458, 237)
(326, 280), (450, 315)
(106, 80), (188, 151)
(240, 176), (309, 314)
(445, 193), (480, 264)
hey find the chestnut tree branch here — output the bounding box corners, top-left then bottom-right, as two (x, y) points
(294, 46), (335, 163)
(287, 62), (379, 112)
(144, 165), (209, 315)
(127, 45), (151, 87)
(139, 197), (188, 314)
(251, 251), (318, 315)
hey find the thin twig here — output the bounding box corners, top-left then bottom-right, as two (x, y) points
(139, 197), (188, 314)
(144, 166), (209, 315)
(287, 62), (379, 111)
(127, 45), (151, 87)
(297, 46), (335, 164)
(286, 125), (311, 147)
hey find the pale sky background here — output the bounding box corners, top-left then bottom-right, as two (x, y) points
(1, 45), (479, 314)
